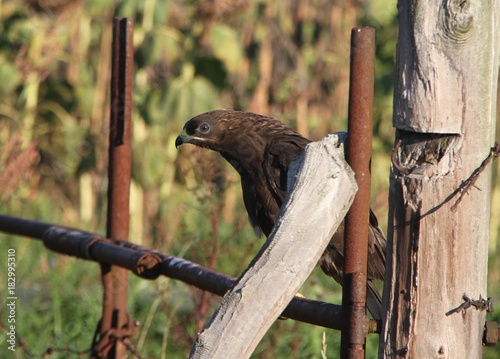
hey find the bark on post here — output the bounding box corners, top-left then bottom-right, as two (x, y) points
(189, 134), (357, 359)
(381, 1), (499, 358)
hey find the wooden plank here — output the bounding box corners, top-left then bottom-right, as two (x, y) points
(189, 133), (358, 359)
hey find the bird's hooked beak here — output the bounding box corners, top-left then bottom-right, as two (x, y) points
(175, 130), (193, 148)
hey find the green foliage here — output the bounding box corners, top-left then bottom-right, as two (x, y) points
(211, 24), (244, 75)
(0, 235), (102, 358)
(0, 0), (498, 357)
(0, 61), (21, 94)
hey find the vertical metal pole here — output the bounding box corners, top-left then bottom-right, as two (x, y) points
(341, 27), (376, 359)
(98, 17), (133, 359)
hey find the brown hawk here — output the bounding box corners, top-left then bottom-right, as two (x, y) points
(175, 109), (386, 319)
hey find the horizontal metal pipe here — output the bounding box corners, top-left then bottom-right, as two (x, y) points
(0, 214), (379, 332)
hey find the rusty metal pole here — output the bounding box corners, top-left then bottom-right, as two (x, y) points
(98, 17), (134, 358)
(341, 27), (376, 359)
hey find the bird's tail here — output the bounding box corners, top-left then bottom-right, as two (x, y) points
(366, 280), (382, 320)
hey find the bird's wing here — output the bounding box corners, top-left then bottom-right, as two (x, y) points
(319, 212), (386, 280)
(262, 139), (308, 207)
(367, 209), (387, 281)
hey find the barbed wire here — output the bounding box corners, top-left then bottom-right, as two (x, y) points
(451, 142), (500, 211)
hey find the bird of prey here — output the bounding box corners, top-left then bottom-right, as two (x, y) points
(175, 109), (386, 319)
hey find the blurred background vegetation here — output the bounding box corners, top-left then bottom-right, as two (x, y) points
(0, 0), (498, 357)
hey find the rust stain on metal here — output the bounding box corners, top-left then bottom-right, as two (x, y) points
(484, 321), (499, 346)
(341, 26), (376, 359)
(107, 17), (133, 239)
(99, 17), (134, 359)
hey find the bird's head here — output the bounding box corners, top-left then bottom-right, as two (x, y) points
(175, 109), (310, 174)
(175, 110), (236, 152)
(175, 109), (276, 154)
(175, 109), (282, 174)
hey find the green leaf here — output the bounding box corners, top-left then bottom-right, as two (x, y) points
(210, 24), (243, 74)
(0, 61), (21, 94)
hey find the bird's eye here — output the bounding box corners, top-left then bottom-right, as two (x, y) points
(199, 123), (210, 133)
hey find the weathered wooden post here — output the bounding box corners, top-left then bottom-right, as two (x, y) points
(380, 1), (499, 357)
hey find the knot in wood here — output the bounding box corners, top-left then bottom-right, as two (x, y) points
(440, 0), (473, 44)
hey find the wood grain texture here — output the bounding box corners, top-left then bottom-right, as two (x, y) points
(381, 1), (500, 357)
